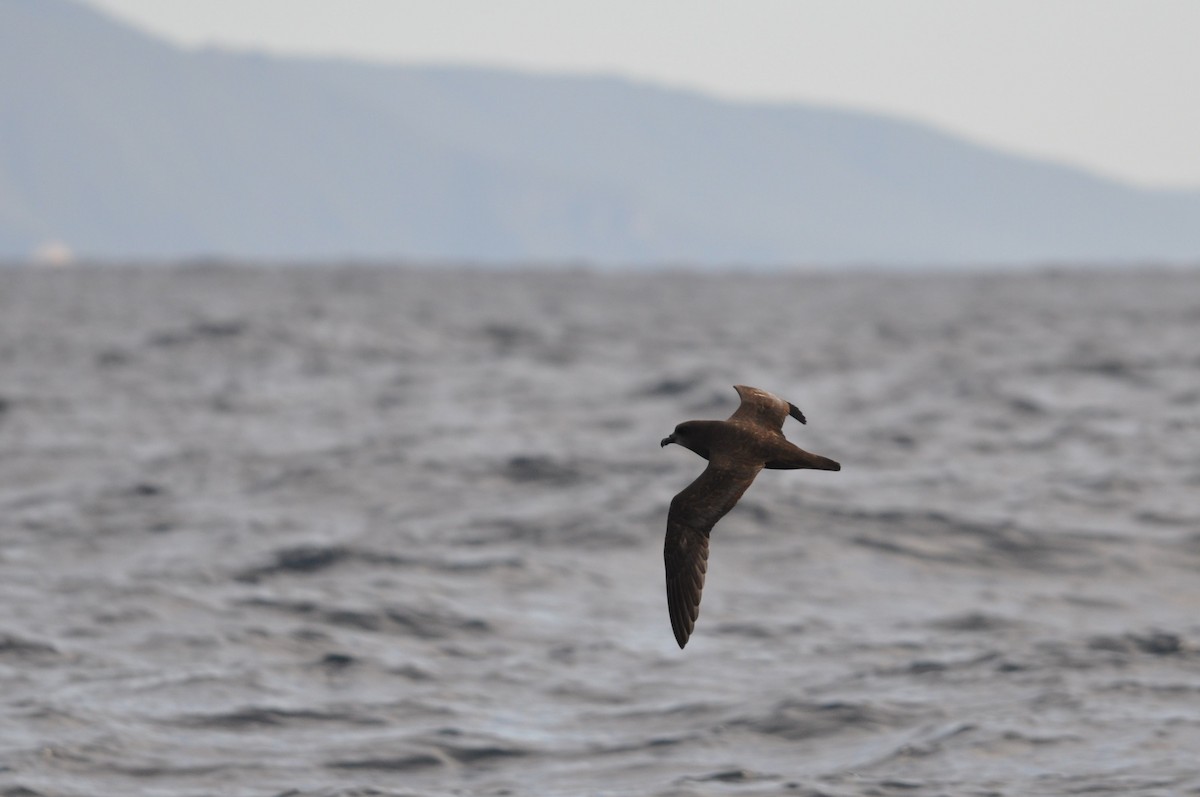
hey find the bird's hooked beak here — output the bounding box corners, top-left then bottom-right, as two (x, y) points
(660, 434), (676, 448)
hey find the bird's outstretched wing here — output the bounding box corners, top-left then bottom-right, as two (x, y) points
(664, 460), (763, 648)
(728, 384), (806, 431)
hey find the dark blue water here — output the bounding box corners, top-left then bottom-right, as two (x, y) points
(1, 264), (1199, 796)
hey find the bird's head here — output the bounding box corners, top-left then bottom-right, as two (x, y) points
(660, 421), (711, 459)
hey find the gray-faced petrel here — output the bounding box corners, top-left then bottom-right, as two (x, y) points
(660, 385), (841, 648)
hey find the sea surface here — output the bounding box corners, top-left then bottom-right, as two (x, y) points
(1, 264), (1199, 797)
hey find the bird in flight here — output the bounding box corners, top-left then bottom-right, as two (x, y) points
(660, 385), (841, 648)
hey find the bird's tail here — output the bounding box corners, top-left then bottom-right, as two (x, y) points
(766, 445), (841, 471)
(806, 453), (841, 471)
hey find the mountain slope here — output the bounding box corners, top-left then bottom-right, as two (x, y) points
(2, 0), (1199, 264)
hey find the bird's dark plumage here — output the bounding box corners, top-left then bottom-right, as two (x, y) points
(660, 385), (840, 648)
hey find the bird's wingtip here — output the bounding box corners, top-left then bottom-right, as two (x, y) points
(788, 402), (807, 425)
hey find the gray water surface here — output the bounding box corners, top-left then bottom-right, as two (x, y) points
(1, 265), (1199, 796)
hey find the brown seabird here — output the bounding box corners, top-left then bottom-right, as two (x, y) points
(659, 385), (841, 648)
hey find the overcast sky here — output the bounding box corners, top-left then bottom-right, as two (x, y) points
(82, 0), (1200, 189)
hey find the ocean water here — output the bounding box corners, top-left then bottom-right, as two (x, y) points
(1, 264), (1199, 796)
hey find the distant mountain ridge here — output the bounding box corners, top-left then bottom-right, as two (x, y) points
(3, 0), (1200, 265)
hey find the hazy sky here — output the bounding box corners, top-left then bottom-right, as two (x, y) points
(82, 0), (1200, 189)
